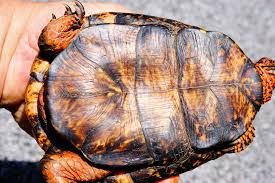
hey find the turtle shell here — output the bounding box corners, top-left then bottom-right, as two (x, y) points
(44, 13), (263, 168)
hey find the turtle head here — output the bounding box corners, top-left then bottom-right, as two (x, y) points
(255, 57), (275, 103)
(38, 0), (87, 59)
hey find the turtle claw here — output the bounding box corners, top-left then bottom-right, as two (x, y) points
(63, 1), (85, 19)
(72, 22), (82, 29)
(52, 13), (56, 19)
(75, 0), (85, 19)
(64, 4), (73, 15)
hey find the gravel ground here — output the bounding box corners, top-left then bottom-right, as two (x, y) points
(0, 0), (275, 182)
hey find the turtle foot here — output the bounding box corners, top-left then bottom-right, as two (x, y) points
(38, 1), (88, 58)
(40, 150), (111, 183)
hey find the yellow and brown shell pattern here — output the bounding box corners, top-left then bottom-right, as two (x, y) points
(28, 12), (272, 182)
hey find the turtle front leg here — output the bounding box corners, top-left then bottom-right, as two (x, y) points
(40, 148), (111, 183)
(25, 0), (88, 150)
(25, 56), (51, 151)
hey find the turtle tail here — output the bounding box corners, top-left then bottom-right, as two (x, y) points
(255, 57), (275, 103)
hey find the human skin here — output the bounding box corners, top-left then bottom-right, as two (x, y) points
(0, 1), (179, 182)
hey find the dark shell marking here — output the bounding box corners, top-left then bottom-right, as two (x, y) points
(45, 12), (263, 174)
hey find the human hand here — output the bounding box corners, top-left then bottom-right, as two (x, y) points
(0, 0), (129, 133)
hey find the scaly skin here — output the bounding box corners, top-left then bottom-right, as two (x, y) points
(40, 150), (111, 183)
(255, 57), (275, 103)
(38, 14), (86, 58)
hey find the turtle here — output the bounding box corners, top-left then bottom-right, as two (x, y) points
(24, 1), (275, 183)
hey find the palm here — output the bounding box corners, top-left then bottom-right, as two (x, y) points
(6, 21), (41, 108)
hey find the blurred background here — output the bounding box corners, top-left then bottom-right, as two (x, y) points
(0, 0), (275, 182)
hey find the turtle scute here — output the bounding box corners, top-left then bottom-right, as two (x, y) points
(177, 29), (262, 150)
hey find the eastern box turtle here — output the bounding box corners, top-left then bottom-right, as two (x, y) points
(25, 1), (275, 182)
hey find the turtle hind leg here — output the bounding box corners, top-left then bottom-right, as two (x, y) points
(40, 148), (111, 183)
